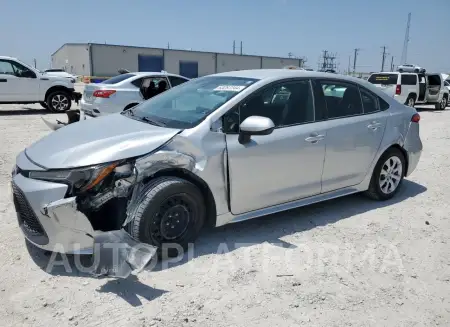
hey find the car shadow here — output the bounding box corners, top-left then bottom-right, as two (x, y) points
(0, 108), (54, 116)
(149, 179), (427, 272)
(26, 180), (426, 305)
(25, 241), (168, 306)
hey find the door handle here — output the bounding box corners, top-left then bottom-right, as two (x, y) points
(305, 133), (325, 143)
(0, 79), (6, 82)
(367, 121), (382, 130)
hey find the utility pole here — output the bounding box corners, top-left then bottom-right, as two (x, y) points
(167, 42), (170, 49)
(240, 41), (243, 55)
(401, 13), (411, 64)
(353, 48), (360, 74)
(233, 40), (235, 54)
(381, 46), (388, 71)
(33, 59), (36, 68)
(347, 55), (351, 75)
(390, 56), (394, 71)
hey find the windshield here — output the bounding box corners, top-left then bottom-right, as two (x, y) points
(445, 80), (450, 86)
(101, 73), (136, 84)
(127, 75), (259, 128)
(368, 73), (398, 85)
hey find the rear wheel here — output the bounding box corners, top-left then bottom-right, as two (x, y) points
(46, 91), (72, 112)
(126, 177), (206, 257)
(436, 96), (448, 110)
(405, 95), (415, 107)
(365, 147), (405, 201)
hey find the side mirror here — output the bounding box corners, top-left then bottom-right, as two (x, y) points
(238, 116), (275, 144)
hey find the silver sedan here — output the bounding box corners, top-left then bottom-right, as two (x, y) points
(11, 69), (422, 275)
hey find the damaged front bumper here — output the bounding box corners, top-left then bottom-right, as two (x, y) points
(11, 173), (157, 277)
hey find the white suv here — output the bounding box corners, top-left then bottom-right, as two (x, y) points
(79, 72), (190, 120)
(0, 56), (81, 112)
(368, 71), (449, 109)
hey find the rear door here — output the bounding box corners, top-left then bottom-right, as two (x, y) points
(367, 73), (399, 97)
(314, 79), (388, 192)
(426, 74), (441, 103)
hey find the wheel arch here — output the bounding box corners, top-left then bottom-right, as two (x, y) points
(143, 168), (217, 228)
(44, 86), (72, 100)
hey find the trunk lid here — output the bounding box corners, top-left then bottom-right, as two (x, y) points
(82, 83), (111, 104)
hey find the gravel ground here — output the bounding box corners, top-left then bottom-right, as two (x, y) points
(0, 101), (449, 327)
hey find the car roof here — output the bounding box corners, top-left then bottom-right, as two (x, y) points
(213, 69), (370, 83)
(0, 56), (17, 60)
(129, 71), (189, 78)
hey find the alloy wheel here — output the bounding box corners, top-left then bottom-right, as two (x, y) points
(379, 156), (403, 194)
(51, 94), (69, 111)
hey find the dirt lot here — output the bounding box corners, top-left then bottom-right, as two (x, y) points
(0, 102), (449, 327)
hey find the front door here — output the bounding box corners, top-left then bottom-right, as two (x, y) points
(224, 79), (327, 215)
(0, 59), (39, 101)
(314, 80), (387, 192)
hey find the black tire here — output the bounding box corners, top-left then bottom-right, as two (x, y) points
(39, 102), (48, 110)
(405, 95), (415, 107)
(437, 96), (448, 110)
(364, 147), (406, 201)
(126, 177), (206, 257)
(46, 91), (72, 112)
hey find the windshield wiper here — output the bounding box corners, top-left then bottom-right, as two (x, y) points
(141, 116), (166, 127)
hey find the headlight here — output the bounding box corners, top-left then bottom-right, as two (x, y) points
(70, 78), (76, 83)
(29, 162), (120, 193)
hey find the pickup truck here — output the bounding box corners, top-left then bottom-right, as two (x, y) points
(0, 56), (81, 112)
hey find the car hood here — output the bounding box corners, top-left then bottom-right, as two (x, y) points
(26, 113), (181, 169)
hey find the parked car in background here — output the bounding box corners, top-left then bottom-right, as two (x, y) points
(397, 64), (425, 73)
(0, 56), (81, 112)
(79, 72), (190, 120)
(44, 68), (78, 80)
(368, 71), (449, 109)
(12, 69), (422, 275)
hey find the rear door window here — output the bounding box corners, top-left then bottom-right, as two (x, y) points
(368, 73), (398, 85)
(169, 76), (189, 87)
(400, 74), (417, 85)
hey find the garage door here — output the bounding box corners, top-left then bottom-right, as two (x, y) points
(138, 55), (164, 72)
(179, 61), (198, 78)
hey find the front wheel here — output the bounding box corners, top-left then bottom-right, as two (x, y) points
(126, 177), (206, 257)
(39, 102), (48, 110)
(46, 91), (72, 112)
(364, 147), (405, 201)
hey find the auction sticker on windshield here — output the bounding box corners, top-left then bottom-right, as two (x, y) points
(214, 85), (246, 92)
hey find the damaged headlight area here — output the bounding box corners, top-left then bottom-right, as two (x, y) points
(28, 161), (132, 196)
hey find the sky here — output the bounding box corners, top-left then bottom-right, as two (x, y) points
(1, 0), (449, 73)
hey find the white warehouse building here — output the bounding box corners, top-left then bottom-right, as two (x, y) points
(51, 43), (304, 79)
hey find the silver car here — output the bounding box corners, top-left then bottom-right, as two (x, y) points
(11, 69), (422, 270)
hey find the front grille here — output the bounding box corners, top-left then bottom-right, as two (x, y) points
(12, 182), (49, 245)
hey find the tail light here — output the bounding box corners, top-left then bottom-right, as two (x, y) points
(395, 84), (401, 95)
(93, 90), (116, 98)
(411, 113), (420, 123)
